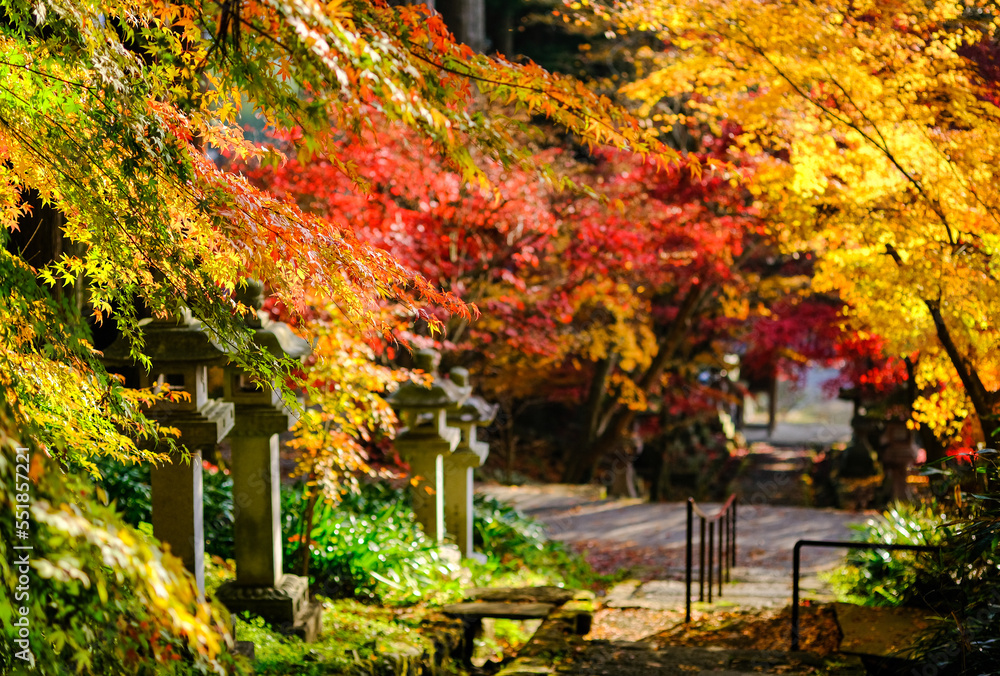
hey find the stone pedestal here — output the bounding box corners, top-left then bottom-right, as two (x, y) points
(216, 281), (321, 639)
(216, 575), (322, 641)
(443, 449), (480, 557)
(102, 310), (236, 598)
(217, 406), (320, 639)
(389, 350), (469, 542)
(396, 417), (459, 542)
(444, 387), (496, 557)
(151, 447), (205, 592)
(231, 433), (282, 586)
(217, 408), (321, 639)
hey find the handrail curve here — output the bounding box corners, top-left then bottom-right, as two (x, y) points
(685, 494), (738, 622)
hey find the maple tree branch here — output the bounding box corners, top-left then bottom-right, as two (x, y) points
(0, 113), (182, 294)
(734, 26), (958, 247)
(0, 60), (97, 91)
(885, 244), (997, 440)
(404, 46), (661, 154)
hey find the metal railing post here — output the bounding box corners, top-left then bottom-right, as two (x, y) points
(791, 541), (802, 651)
(687, 495), (738, 616)
(789, 540), (944, 652)
(707, 520), (714, 603)
(731, 501), (737, 568)
(685, 499), (693, 622)
(718, 514), (724, 596)
(699, 517), (706, 602)
(724, 510), (731, 584)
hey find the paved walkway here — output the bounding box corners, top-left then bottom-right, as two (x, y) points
(477, 483), (876, 611)
(742, 422), (852, 447)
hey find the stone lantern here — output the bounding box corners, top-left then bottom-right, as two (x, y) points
(388, 349), (468, 541)
(444, 369), (497, 557)
(213, 282), (321, 640)
(101, 308), (236, 596)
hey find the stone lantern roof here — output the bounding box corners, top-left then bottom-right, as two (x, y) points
(232, 279), (310, 361)
(388, 349), (471, 421)
(101, 306), (234, 367)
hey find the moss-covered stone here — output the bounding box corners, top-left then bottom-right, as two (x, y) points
(239, 600), (466, 675)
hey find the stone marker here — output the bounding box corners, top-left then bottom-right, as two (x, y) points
(444, 367), (497, 557)
(214, 281), (322, 641)
(388, 349), (468, 541)
(101, 308), (235, 596)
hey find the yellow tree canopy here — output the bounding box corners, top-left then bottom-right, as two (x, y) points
(606, 0), (1000, 441)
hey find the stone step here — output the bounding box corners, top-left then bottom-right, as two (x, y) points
(464, 585), (578, 605)
(442, 602), (555, 620)
(605, 571), (835, 611)
(834, 602), (932, 658)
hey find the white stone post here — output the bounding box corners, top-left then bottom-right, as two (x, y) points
(444, 386), (496, 557)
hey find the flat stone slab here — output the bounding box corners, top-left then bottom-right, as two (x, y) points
(605, 568), (834, 611)
(465, 586), (576, 605)
(442, 602), (555, 620)
(834, 602), (933, 658)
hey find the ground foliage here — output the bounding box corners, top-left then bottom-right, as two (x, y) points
(642, 605), (842, 657)
(0, 397), (244, 675)
(235, 598), (455, 676)
(282, 482), (462, 605)
(828, 502), (952, 608)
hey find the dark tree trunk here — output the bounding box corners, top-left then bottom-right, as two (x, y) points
(490, 3), (515, 57)
(885, 245), (999, 444)
(924, 299), (999, 443)
(562, 284), (707, 483)
(436, 0), (486, 52)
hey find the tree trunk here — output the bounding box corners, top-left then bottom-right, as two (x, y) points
(924, 299), (999, 443)
(298, 479), (318, 579)
(884, 245), (999, 444)
(584, 354), (616, 444)
(562, 284), (706, 483)
(435, 0), (486, 52)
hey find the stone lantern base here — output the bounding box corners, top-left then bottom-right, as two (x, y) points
(216, 574), (323, 642)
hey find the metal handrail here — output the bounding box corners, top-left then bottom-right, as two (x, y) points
(685, 494), (737, 622)
(790, 539), (944, 650)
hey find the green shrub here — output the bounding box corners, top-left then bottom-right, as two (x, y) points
(236, 599), (445, 676)
(90, 456), (235, 559)
(281, 482), (460, 604)
(471, 493), (600, 589)
(0, 406), (245, 675)
(828, 501), (951, 607)
(902, 450), (1000, 673)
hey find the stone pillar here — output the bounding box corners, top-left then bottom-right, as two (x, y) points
(218, 410), (322, 641)
(443, 452), (475, 556)
(231, 433), (282, 586)
(151, 449), (204, 590)
(389, 350), (469, 542)
(101, 310), (235, 598)
(215, 281), (321, 641)
(395, 410), (458, 542)
(444, 370), (496, 557)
